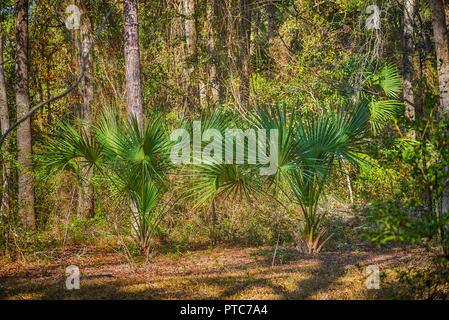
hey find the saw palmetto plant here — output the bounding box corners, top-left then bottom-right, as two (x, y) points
(186, 103), (370, 253)
(182, 109), (261, 241)
(340, 61), (403, 135)
(39, 109), (173, 256)
(248, 102), (370, 253)
(290, 103), (370, 253)
(361, 63), (403, 135)
(184, 109), (260, 206)
(39, 102), (370, 255)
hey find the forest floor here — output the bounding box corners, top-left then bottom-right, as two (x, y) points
(0, 242), (433, 300)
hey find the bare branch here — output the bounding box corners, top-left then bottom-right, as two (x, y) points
(0, 1), (118, 147)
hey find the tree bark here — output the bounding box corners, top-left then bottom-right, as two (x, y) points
(402, 0), (415, 127)
(210, 198), (217, 244)
(429, 0), (449, 256)
(124, 0), (144, 238)
(15, 0), (35, 228)
(430, 0), (449, 115)
(183, 0), (199, 109)
(267, 3), (276, 44)
(445, 0), (449, 46)
(207, 1), (219, 104)
(239, 0), (252, 111)
(0, 27), (10, 215)
(77, 0), (95, 218)
(124, 0), (143, 124)
(213, 0), (228, 103)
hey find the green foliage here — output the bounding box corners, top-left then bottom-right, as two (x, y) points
(395, 257), (449, 299)
(288, 101), (369, 253)
(67, 215), (108, 245)
(248, 102), (370, 253)
(362, 200), (437, 246)
(340, 62), (403, 135)
(38, 110), (174, 256)
(353, 154), (402, 203)
(362, 112), (449, 258)
(185, 108), (260, 207)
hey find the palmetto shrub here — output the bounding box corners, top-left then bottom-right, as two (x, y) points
(38, 110), (173, 256)
(39, 102), (370, 255)
(183, 109), (261, 242)
(340, 62), (403, 135)
(187, 103), (370, 253)
(251, 103), (370, 253)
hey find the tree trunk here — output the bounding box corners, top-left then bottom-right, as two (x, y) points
(76, 0), (95, 218)
(213, 0), (228, 103)
(267, 3), (276, 44)
(15, 0), (35, 228)
(429, 0), (449, 256)
(239, 0), (252, 111)
(124, 0), (143, 124)
(124, 0), (144, 237)
(430, 0), (449, 115)
(0, 28), (10, 215)
(183, 0), (199, 109)
(210, 198), (217, 244)
(445, 0), (449, 45)
(207, 2), (219, 104)
(402, 0), (415, 128)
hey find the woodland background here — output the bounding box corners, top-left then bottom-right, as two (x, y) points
(0, 0), (449, 299)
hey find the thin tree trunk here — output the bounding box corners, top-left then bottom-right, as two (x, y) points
(445, 0), (449, 46)
(124, 0), (143, 124)
(429, 0), (449, 256)
(210, 198), (217, 244)
(213, 0), (228, 103)
(0, 28), (10, 214)
(430, 0), (449, 115)
(267, 3), (276, 44)
(183, 0), (199, 109)
(402, 0), (415, 132)
(124, 0), (144, 240)
(77, 0), (94, 218)
(15, 0), (35, 228)
(342, 159), (354, 205)
(207, 1), (219, 104)
(239, 0), (252, 111)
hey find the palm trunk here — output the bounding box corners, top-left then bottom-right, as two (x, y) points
(342, 159), (354, 204)
(124, 0), (143, 124)
(77, 0), (95, 218)
(15, 0), (35, 228)
(210, 198), (217, 244)
(402, 0), (415, 130)
(0, 28), (10, 215)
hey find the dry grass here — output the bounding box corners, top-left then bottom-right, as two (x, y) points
(0, 243), (433, 300)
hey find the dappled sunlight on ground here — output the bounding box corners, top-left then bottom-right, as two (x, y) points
(0, 244), (433, 300)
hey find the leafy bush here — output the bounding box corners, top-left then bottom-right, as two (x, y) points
(361, 200), (438, 246)
(39, 110), (174, 256)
